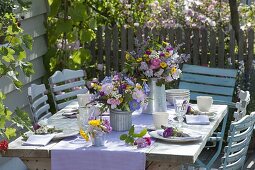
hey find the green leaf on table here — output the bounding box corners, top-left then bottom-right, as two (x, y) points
(120, 134), (127, 140)
(125, 136), (134, 144)
(133, 128), (147, 138)
(128, 125), (135, 135)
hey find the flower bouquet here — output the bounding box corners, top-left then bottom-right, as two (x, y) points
(91, 73), (149, 131)
(125, 38), (190, 85)
(125, 38), (190, 113)
(80, 119), (112, 146)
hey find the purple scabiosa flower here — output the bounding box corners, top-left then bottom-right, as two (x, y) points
(129, 99), (141, 111)
(159, 52), (165, 57)
(99, 91), (105, 96)
(166, 47), (174, 52)
(145, 50), (152, 55)
(163, 127), (173, 138)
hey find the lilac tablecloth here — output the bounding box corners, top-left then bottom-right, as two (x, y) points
(51, 113), (153, 170)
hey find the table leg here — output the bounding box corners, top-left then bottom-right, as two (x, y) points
(21, 157), (51, 170)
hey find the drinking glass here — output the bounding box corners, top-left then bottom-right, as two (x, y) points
(174, 97), (188, 128)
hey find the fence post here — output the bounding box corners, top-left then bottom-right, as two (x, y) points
(105, 26), (111, 76)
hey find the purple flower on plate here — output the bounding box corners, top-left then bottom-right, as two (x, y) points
(163, 127), (174, 138)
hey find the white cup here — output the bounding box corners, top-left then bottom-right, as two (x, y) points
(77, 93), (90, 107)
(153, 112), (169, 129)
(197, 96), (213, 112)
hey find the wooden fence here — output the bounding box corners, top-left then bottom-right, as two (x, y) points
(89, 26), (254, 81)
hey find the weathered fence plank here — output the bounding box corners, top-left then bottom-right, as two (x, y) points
(112, 25), (119, 71)
(90, 40), (96, 77)
(168, 28), (175, 46)
(209, 29), (216, 67)
(247, 29), (254, 82)
(176, 27), (183, 52)
(96, 26), (104, 79)
(229, 30), (235, 68)
(184, 28), (191, 64)
(201, 28), (208, 65)
(218, 29), (225, 68)
(238, 29), (244, 61)
(105, 26), (111, 75)
(192, 28), (200, 65)
(128, 28), (134, 52)
(121, 26), (127, 70)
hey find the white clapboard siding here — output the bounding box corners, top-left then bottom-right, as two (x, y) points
(1, 0), (48, 114)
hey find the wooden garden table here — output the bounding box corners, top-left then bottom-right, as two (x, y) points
(3, 102), (228, 170)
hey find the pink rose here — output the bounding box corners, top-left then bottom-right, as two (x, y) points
(150, 58), (161, 70)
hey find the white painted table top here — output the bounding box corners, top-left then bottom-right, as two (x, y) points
(4, 102), (228, 165)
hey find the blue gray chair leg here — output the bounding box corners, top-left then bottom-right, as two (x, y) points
(195, 111), (229, 170)
(0, 157), (28, 170)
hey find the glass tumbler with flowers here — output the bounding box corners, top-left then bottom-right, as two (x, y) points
(80, 119), (112, 147)
(91, 73), (149, 131)
(125, 37), (190, 113)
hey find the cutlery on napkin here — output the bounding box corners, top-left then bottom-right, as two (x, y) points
(62, 112), (77, 118)
(185, 115), (210, 125)
(22, 134), (55, 146)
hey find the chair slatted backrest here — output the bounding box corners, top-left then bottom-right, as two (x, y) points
(220, 112), (255, 170)
(234, 90), (250, 121)
(49, 69), (88, 111)
(179, 64), (238, 107)
(28, 84), (52, 123)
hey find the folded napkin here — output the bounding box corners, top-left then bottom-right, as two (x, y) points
(23, 134), (55, 146)
(185, 115), (210, 125)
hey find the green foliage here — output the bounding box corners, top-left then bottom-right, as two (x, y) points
(45, 0), (97, 75)
(0, 2), (33, 142)
(119, 125), (147, 145)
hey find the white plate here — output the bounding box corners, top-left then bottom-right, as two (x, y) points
(149, 129), (202, 142)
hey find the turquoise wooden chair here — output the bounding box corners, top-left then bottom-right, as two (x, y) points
(179, 64), (237, 108)
(220, 112), (255, 170)
(49, 69), (88, 111)
(179, 64), (238, 169)
(28, 84), (52, 124)
(195, 89), (251, 169)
